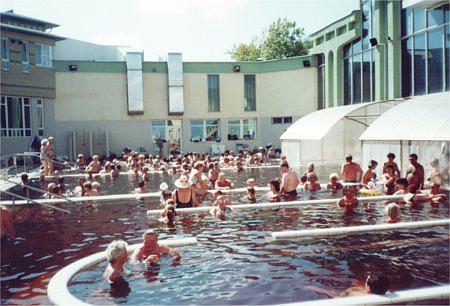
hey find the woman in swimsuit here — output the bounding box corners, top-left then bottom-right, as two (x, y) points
(172, 175), (199, 208)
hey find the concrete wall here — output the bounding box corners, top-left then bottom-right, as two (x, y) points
(54, 64), (318, 157)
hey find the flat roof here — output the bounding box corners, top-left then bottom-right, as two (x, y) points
(1, 10), (59, 28)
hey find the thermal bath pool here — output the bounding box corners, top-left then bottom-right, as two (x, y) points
(1, 166), (449, 305)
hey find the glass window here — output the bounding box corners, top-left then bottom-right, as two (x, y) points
(427, 27), (444, 93)
(151, 120), (166, 142)
(244, 75), (256, 111)
(190, 120), (203, 142)
(35, 44), (53, 68)
(1, 38), (9, 70)
(352, 53), (362, 103)
(1, 96), (31, 137)
(361, 0), (371, 50)
(414, 33), (426, 95)
(352, 38), (362, 54)
(362, 51), (371, 102)
(22, 42), (29, 73)
(207, 74), (220, 112)
(402, 8), (413, 37)
(243, 119), (256, 140)
(343, 43), (352, 58)
(343, 57), (351, 105)
(402, 38), (413, 97)
(427, 6), (444, 28)
(37, 99), (44, 136)
(413, 8), (425, 33)
(228, 120), (241, 140)
(371, 50), (375, 101)
(205, 119), (220, 141)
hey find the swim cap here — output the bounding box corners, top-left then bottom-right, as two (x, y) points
(159, 182), (169, 191)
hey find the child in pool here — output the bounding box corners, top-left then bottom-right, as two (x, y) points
(246, 178), (256, 203)
(337, 186), (358, 213)
(385, 203), (401, 223)
(210, 195), (233, 218)
(159, 200), (178, 225)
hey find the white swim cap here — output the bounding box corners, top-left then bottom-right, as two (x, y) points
(159, 182), (169, 191)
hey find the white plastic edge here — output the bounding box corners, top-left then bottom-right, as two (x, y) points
(47, 237), (197, 306)
(272, 219), (450, 239)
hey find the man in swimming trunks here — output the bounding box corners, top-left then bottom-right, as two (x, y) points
(341, 155), (363, 183)
(279, 162), (300, 197)
(406, 153), (424, 189)
(1, 206), (15, 243)
(131, 230), (180, 265)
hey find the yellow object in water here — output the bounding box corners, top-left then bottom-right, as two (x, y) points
(359, 189), (382, 196)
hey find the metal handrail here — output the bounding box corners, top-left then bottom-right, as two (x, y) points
(21, 152), (76, 168)
(0, 189), (71, 214)
(0, 177), (77, 205)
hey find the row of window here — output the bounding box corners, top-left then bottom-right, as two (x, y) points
(150, 119), (257, 143)
(207, 74), (256, 112)
(1, 96), (44, 138)
(402, 4), (450, 96)
(271, 117), (292, 124)
(1, 38), (53, 71)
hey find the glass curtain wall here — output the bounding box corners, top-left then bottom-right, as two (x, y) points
(207, 74), (220, 112)
(343, 0), (376, 105)
(401, 4), (450, 96)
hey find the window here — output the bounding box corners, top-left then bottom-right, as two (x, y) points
(1, 38), (9, 70)
(151, 120), (166, 142)
(401, 4), (449, 96)
(227, 119), (256, 140)
(244, 74), (256, 111)
(22, 42), (29, 73)
(1, 96), (31, 137)
(272, 117), (292, 124)
(317, 54), (325, 110)
(37, 99), (44, 136)
(190, 119), (220, 142)
(35, 44), (53, 68)
(207, 75), (220, 112)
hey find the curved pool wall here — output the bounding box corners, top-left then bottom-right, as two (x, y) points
(47, 235), (449, 306)
(47, 237), (197, 306)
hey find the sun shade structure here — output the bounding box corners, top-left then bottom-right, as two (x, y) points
(280, 100), (398, 166)
(360, 92), (450, 186)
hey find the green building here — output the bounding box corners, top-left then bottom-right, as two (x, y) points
(310, 0), (449, 108)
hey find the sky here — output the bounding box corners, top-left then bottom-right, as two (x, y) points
(2, 0), (359, 61)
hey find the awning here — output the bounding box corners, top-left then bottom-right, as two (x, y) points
(360, 92), (450, 141)
(280, 101), (380, 140)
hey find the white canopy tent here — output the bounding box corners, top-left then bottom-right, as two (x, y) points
(360, 92), (450, 186)
(280, 101), (397, 166)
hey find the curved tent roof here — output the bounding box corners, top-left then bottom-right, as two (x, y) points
(280, 101), (379, 140)
(360, 92), (450, 141)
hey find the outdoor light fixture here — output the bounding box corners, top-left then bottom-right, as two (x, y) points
(233, 65), (241, 72)
(303, 60), (311, 67)
(68, 64), (78, 72)
(369, 38), (378, 47)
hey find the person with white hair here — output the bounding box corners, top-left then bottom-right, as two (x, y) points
(130, 230), (180, 265)
(385, 203), (401, 223)
(103, 240), (128, 285)
(327, 173), (343, 193)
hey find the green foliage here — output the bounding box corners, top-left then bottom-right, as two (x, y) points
(227, 38), (261, 61)
(228, 18), (311, 61)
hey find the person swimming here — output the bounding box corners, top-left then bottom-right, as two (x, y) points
(385, 203), (401, 223)
(337, 186), (358, 213)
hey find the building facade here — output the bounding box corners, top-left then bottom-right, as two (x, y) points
(0, 10), (64, 157)
(53, 56), (318, 158)
(310, 0), (449, 108)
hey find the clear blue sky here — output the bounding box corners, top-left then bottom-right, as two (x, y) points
(2, 0), (359, 61)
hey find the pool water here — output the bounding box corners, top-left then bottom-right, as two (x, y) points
(1, 167), (449, 305)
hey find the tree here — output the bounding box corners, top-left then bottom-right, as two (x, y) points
(261, 18), (310, 60)
(227, 18), (311, 61)
(227, 39), (261, 61)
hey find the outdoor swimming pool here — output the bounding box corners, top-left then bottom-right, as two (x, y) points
(1, 166), (449, 305)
